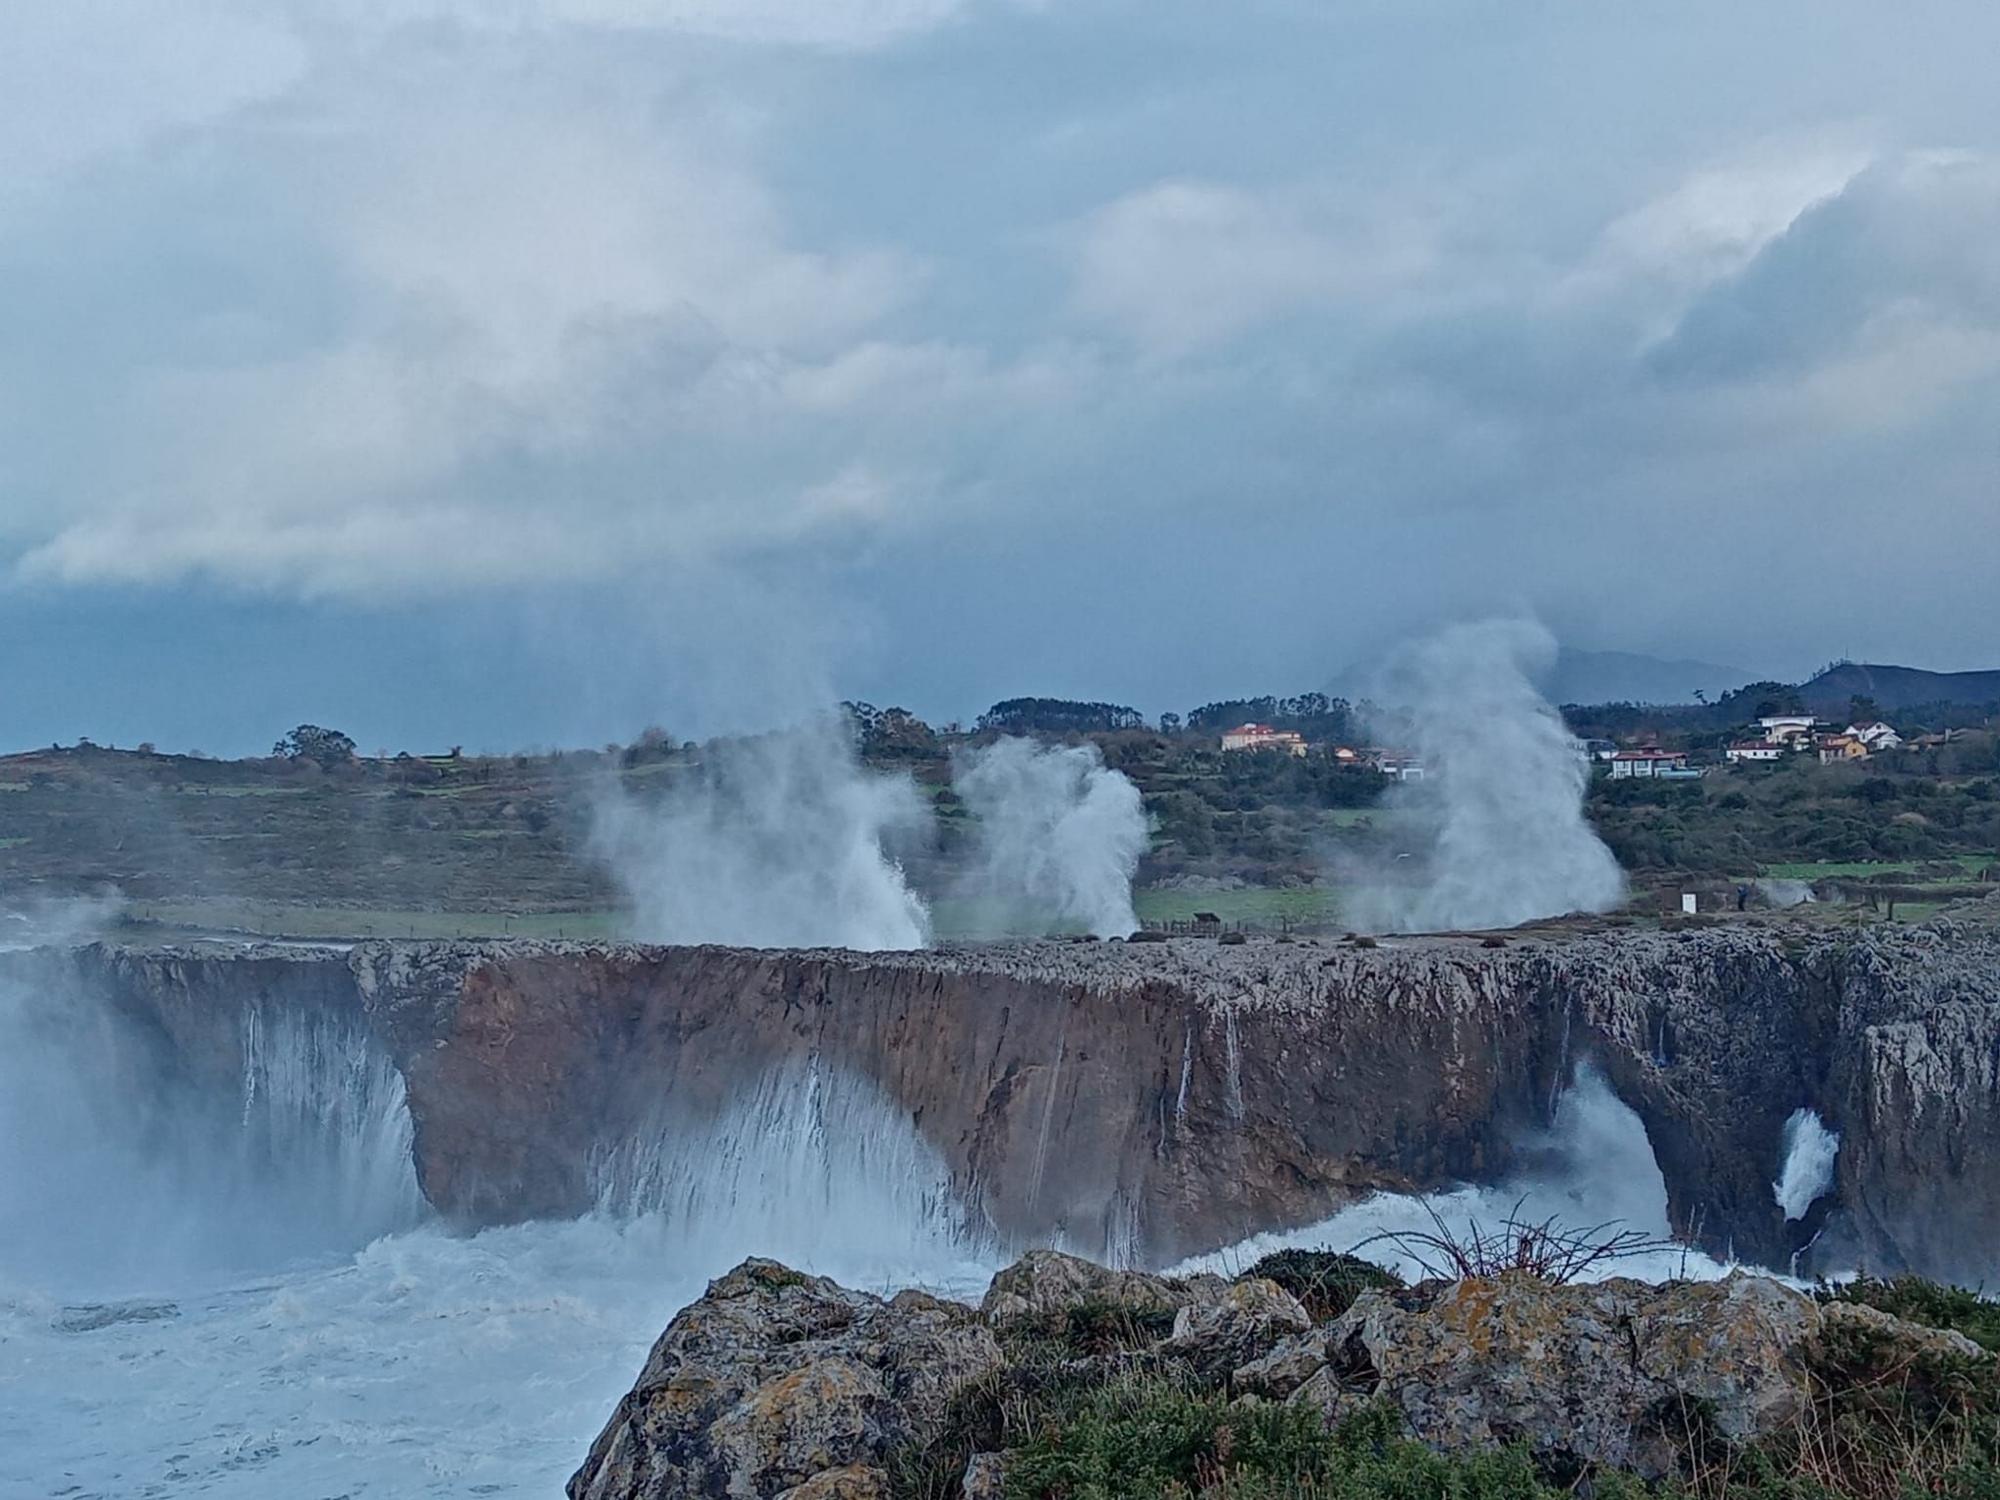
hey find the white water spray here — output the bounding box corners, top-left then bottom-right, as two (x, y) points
(1342, 620), (1626, 933)
(1773, 1108), (1841, 1222)
(589, 1057), (988, 1278)
(590, 717), (933, 950)
(1177, 1065), (1739, 1285)
(951, 737), (1147, 937)
(0, 969), (424, 1295)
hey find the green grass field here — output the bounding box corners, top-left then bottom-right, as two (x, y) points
(113, 885), (1350, 943)
(1132, 885), (1339, 928)
(1762, 853), (1995, 880)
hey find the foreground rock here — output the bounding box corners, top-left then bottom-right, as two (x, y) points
(572, 1252), (1997, 1498)
(1298, 1274), (1816, 1477)
(569, 1259), (1002, 1500)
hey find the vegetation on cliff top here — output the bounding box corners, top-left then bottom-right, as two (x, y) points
(888, 1252), (2000, 1500)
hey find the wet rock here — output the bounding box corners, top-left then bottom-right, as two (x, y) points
(568, 1258), (1001, 1500)
(1160, 1278), (1312, 1377)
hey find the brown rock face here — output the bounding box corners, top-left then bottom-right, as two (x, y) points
(343, 918), (2000, 1278)
(8, 903), (2000, 1284)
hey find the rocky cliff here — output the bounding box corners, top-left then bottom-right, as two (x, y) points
(6, 902), (1998, 1283)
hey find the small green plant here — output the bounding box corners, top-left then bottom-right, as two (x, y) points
(1238, 1250), (1402, 1323)
(1003, 1387), (1609, 1500)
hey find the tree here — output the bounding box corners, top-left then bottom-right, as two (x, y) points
(1849, 694), (1881, 726)
(976, 698), (1146, 734)
(1159, 712), (1183, 735)
(273, 724), (357, 768)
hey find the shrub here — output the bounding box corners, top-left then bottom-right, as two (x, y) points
(1350, 1201), (1680, 1286)
(1238, 1250), (1402, 1322)
(1003, 1388), (1609, 1500)
(1820, 1276), (2000, 1354)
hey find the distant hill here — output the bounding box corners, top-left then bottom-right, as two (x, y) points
(1327, 646), (1754, 709)
(1544, 649), (1753, 708)
(1798, 663), (2000, 713)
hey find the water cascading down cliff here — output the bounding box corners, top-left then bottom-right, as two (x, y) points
(6, 909), (1999, 1289)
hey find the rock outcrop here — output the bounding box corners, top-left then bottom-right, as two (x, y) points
(570, 1259), (1003, 1500)
(977, 1248), (1224, 1333)
(1299, 1273), (1819, 1477)
(572, 1253), (2000, 1498)
(7, 901), (2000, 1283)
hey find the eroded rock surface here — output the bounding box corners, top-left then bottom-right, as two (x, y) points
(1300, 1273), (1820, 1477)
(569, 1259), (1002, 1500)
(978, 1248), (1223, 1333)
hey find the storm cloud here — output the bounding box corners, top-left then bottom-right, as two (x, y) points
(1, 1), (1996, 752)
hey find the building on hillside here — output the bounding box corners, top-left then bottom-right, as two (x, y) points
(1757, 715), (1818, 746)
(1328, 745), (1363, 764)
(1220, 723), (1308, 756)
(1726, 740), (1786, 764)
(1367, 750), (1426, 781)
(1818, 734), (1868, 765)
(1583, 738), (1619, 761)
(1846, 721), (1903, 752)
(1608, 748), (1690, 778)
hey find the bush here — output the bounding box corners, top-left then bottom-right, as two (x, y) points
(1239, 1250), (1402, 1322)
(1005, 1385), (1582, 1500)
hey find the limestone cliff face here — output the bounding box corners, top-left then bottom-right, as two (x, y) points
(7, 905), (1998, 1282)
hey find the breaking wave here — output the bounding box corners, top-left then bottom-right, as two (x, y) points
(589, 1057), (992, 1280)
(0, 974), (424, 1296)
(1176, 1065), (1748, 1285)
(1774, 1107), (1841, 1222)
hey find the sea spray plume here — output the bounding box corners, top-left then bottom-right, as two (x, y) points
(951, 737), (1147, 937)
(1773, 1108), (1840, 1222)
(1340, 619), (1626, 933)
(589, 715), (933, 950)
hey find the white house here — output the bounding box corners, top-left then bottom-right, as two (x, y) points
(1726, 740), (1786, 764)
(1757, 715), (1817, 746)
(1846, 721), (1902, 752)
(1609, 749), (1690, 778)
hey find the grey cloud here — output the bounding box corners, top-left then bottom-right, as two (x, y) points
(4, 0), (2000, 732)
(1648, 154), (2000, 384)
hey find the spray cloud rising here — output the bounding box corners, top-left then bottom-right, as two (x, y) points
(951, 737), (1147, 937)
(590, 715), (933, 950)
(1341, 619), (1626, 933)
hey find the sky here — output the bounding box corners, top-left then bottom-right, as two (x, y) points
(1, 0), (1996, 756)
